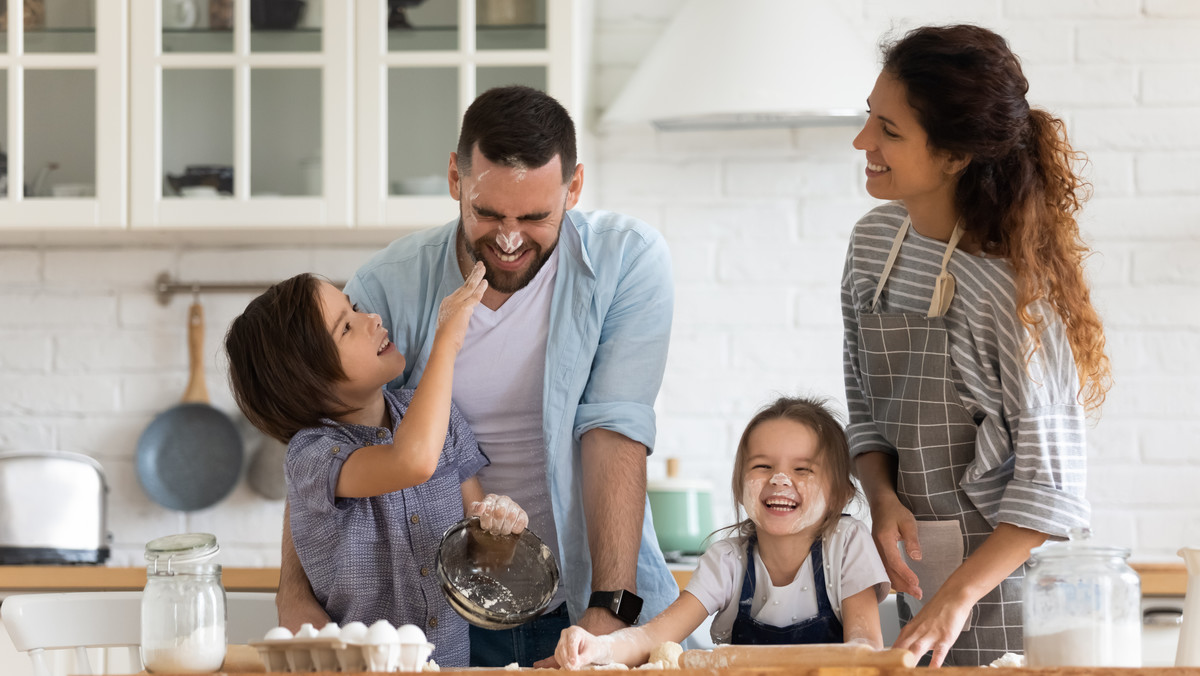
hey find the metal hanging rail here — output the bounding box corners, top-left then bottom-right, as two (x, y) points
(154, 271), (348, 306)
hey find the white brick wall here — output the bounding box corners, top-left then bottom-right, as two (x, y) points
(0, 1), (1196, 566)
(592, 0), (1200, 561)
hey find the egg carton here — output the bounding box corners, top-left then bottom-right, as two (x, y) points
(248, 636), (435, 672)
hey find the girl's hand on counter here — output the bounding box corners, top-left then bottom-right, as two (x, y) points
(555, 625), (613, 670)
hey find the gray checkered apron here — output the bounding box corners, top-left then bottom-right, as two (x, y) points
(858, 218), (1024, 666)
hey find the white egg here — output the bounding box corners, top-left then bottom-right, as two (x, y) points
(340, 621), (369, 644)
(317, 622), (341, 638)
(366, 619), (399, 645)
(395, 623), (427, 645)
(295, 622), (319, 639)
(263, 626), (293, 641)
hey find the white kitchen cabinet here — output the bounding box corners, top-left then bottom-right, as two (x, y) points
(0, 0), (585, 232)
(355, 0), (585, 228)
(0, 0), (127, 229)
(129, 0), (354, 228)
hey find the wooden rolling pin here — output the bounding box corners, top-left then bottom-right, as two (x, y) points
(680, 643), (917, 669)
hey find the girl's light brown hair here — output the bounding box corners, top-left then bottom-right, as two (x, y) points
(726, 396), (856, 541)
(883, 24), (1112, 411)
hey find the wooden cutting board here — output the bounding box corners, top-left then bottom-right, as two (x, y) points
(679, 643), (917, 669)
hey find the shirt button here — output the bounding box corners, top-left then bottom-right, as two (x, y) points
(331, 446), (340, 455)
(428, 617), (438, 628)
(420, 567), (429, 577)
(802, 586), (809, 592)
(376, 430), (386, 439)
(411, 514), (420, 524)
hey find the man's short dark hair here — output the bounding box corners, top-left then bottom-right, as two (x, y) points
(456, 85), (577, 183)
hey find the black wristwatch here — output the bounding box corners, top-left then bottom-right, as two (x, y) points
(588, 590), (644, 625)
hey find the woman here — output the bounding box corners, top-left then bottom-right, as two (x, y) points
(841, 24), (1111, 667)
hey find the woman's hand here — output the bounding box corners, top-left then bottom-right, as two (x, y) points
(555, 626), (613, 670)
(435, 261), (487, 351)
(469, 494), (528, 535)
(868, 493), (923, 598)
(891, 585), (973, 667)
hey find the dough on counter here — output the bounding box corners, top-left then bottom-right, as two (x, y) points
(504, 662), (521, 670)
(423, 658), (440, 671)
(988, 652), (1025, 667)
(584, 663), (630, 670)
(646, 642), (682, 669)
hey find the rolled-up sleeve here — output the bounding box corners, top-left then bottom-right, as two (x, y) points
(968, 308), (1090, 538)
(572, 230), (673, 452)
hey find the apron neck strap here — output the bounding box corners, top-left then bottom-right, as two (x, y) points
(869, 217), (964, 313)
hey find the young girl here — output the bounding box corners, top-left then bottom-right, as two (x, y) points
(842, 25), (1112, 667)
(225, 262), (530, 669)
(555, 396), (890, 670)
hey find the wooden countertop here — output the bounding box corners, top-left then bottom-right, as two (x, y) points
(0, 566), (279, 592)
(0, 562), (1187, 596)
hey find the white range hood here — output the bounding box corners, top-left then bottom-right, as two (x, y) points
(601, 0), (878, 131)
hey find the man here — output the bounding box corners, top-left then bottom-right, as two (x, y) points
(275, 85), (679, 667)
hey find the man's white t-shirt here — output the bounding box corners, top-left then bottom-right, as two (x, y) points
(451, 247), (566, 610)
(684, 516), (890, 644)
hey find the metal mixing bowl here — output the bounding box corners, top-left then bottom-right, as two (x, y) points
(435, 517), (559, 629)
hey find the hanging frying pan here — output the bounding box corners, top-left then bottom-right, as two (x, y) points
(136, 301), (243, 511)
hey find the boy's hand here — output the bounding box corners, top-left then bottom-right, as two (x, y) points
(469, 494), (528, 535)
(555, 626), (613, 670)
(436, 261), (487, 351)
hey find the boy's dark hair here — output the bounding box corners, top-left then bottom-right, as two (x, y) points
(456, 85), (577, 183)
(225, 273), (353, 443)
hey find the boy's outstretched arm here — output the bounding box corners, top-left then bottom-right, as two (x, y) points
(336, 263), (487, 497)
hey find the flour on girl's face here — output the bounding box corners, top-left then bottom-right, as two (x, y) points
(739, 418), (832, 537)
(743, 474), (828, 535)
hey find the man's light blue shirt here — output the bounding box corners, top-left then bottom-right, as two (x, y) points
(344, 209), (679, 623)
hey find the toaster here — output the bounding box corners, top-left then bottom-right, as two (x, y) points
(0, 450), (111, 564)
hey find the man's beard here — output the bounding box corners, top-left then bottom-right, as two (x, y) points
(462, 227), (559, 294)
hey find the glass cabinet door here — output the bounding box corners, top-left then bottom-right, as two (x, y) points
(130, 0), (352, 228)
(0, 0), (125, 229)
(356, 0), (578, 228)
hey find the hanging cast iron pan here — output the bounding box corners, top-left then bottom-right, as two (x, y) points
(136, 301), (243, 511)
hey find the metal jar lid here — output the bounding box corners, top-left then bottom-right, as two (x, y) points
(145, 532), (220, 574)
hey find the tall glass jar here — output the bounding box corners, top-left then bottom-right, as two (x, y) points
(1023, 528), (1141, 667)
(141, 533), (227, 673)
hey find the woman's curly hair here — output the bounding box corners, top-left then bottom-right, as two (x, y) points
(884, 24), (1112, 410)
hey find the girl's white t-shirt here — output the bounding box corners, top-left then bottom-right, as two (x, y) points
(683, 515), (890, 644)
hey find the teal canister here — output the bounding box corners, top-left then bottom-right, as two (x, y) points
(647, 458), (713, 557)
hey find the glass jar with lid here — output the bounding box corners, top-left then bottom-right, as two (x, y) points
(1023, 528), (1141, 667)
(141, 533), (227, 673)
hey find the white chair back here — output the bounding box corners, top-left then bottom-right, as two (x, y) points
(1, 591), (277, 676)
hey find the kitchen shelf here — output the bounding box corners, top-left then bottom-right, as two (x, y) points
(162, 28), (323, 54)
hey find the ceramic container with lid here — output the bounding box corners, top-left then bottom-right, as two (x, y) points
(647, 458), (713, 557)
(1023, 528), (1141, 667)
(141, 533), (227, 673)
